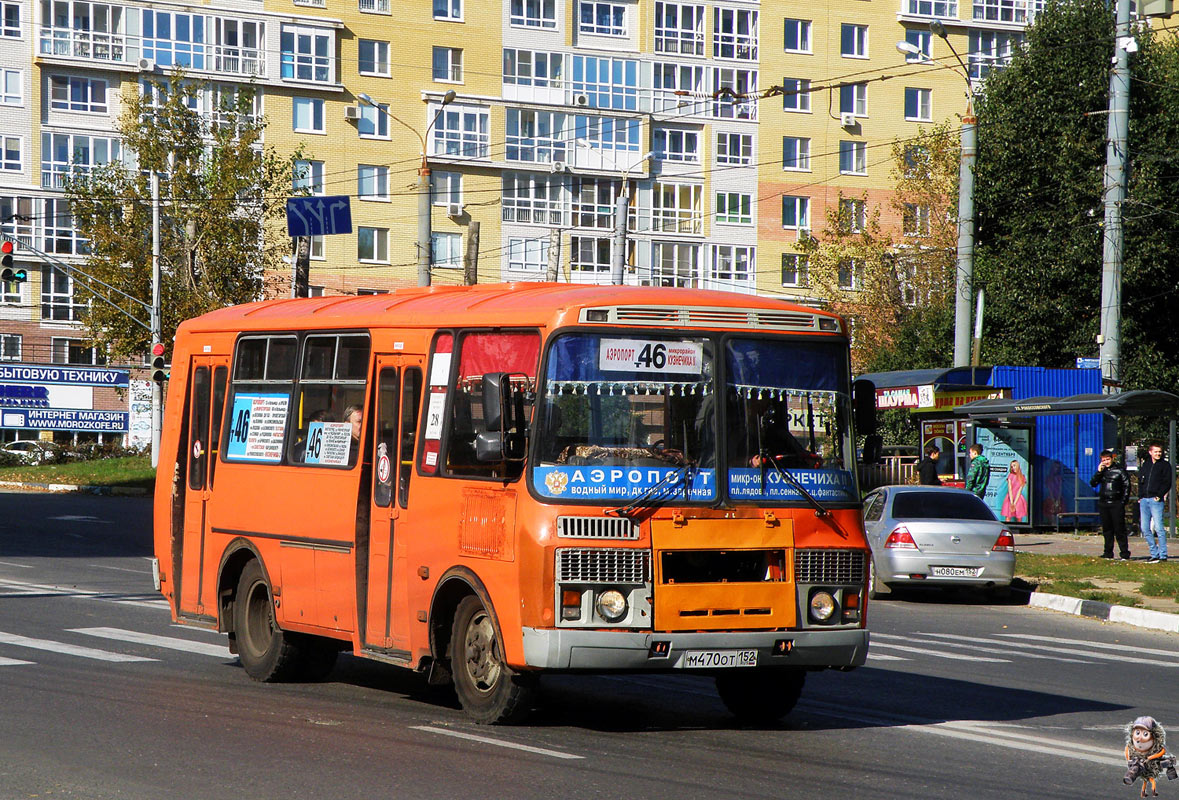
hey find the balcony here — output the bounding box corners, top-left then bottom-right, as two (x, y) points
(38, 27), (268, 78)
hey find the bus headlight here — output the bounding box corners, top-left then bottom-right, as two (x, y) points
(595, 589), (628, 622)
(808, 590), (837, 623)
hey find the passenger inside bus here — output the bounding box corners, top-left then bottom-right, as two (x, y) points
(343, 404), (362, 464)
(728, 392), (821, 469)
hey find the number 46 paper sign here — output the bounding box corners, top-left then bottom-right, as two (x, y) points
(599, 339), (703, 375)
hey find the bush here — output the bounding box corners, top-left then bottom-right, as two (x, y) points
(58, 442), (143, 462)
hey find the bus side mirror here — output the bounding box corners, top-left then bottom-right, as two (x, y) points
(482, 372), (510, 432)
(475, 431), (504, 462)
(852, 379), (877, 436)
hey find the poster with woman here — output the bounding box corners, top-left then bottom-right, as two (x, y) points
(973, 425), (1033, 525)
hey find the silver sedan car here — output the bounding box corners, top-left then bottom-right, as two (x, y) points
(861, 486), (1015, 599)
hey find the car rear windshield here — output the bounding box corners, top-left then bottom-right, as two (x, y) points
(892, 492), (996, 521)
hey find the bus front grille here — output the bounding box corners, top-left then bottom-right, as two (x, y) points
(794, 549), (866, 585)
(556, 548), (652, 584)
(556, 516), (639, 540)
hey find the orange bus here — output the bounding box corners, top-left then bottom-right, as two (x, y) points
(153, 283), (874, 724)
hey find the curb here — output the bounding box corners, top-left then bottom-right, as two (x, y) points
(1028, 591), (1179, 634)
(0, 480), (150, 497)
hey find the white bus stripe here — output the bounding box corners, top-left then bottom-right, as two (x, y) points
(411, 726), (584, 760)
(68, 627), (229, 658)
(917, 632), (1179, 667)
(873, 633), (1092, 664)
(869, 642), (1009, 662)
(0, 631), (156, 663)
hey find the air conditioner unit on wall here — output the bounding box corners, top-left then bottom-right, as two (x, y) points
(840, 112), (857, 128)
(137, 58), (157, 72)
(447, 202), (464, 217)
(550, 161), (568, 173)
(573, 94), (590, 107)
(344, 105), (361, 121)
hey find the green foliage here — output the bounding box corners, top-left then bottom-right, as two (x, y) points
(64, 70), (301, 361)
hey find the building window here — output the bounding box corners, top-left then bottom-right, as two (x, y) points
(969, 30), (1021, 80)
(839, 141), (867, 175)
(655, 2), (704, 56)
(432, 232), (462, 269)
(280, 25), (333, 83)
(654, 128), (699, 162)
(710, 245), (754, 292)
(38, 2), (125, 61)
(838, 259), (861, 291)
(141, 11), (207, 70)
(507, 237), (550, 278)
(510, 0), (556, 28)
(784, 18), (811, 53)
(308, 285), (325, 296)
(648, 241), (700, 287)
(357, 103), (389, 138)
(579, 1), (626, 36)
(359, 0), (391, 13)
(574, 114), (641, 155)
(432, 105), (489, 158)
(1, 2), (18, 38)
(503, 50), (564, 88)
(903, 144), (930, 177)
(502, 174), (563, 225)
(434, 0), (463, 21)
(903, 203), (931, 236)
(53, 338), (105, 365)
(974, 0), (1040, 24)
(711, 67), (757, 120)
(432, 47), (463, 82)
(652, 183), (702, 234)
(1, 69), (19, 105)
(905, 88), (932, 121)
(904, 29), (931, 62)
(782, 196), (809, 230)
(356, 288), (388, 295)
(0, 334), (20, 359)
(1, 197), (34, 249)
(41, 133), (119, 189)
(839, 83), (867, 116)
(42, 267), (83, 321)
(909, 0), (958, 15)
(570, 236), (612, 276)
(839, 198), (866, 232)
(781, 253), (808, 287)
(0, 136), (19, 172)
(716, 132), (752, 165)
(293, 159), (324, 194)
(358, 165), (388, 200)
(782, 78), (810, 112)
(358, 227), (388, 262)
(715, 192), (751, 225)
(653, 62), (704, 113)
(841, 24), (868, 58)
(294, 0), (326, 7)
(214, 19), (264, 77)
(292, 97), (324, 133)
(432, 171), (462, 206)
(713, 8), (757, 60)
(43, 199), (86, 255)
(571, 177), (620, 229)
(310, 236), (324, 260)
(782, 137), (810, 171)
(358, 40), (389, 76)
(572, 55), (640, 111)
(506, 109), (566, 163)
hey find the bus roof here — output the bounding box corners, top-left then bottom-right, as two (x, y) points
(179, 283), (843, 335)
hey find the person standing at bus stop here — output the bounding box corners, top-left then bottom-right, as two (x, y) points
(918, 445), (942, 486)
(1090, 449), (1130, 560)
(965, 444), (990, 499)
(1138, 442), (1173, 563)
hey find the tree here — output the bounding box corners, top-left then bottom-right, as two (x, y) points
(65, 70), (300, 360)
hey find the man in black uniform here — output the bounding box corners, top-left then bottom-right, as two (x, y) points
(917, 445), (942, 486)
(1090, 449), (1131, 560)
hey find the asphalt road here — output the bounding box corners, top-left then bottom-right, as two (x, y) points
(0, 492), (1174, 799)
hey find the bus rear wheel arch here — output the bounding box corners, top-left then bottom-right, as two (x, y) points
(449, 595), (537, 725)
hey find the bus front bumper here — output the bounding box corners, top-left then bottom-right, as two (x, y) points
(520, 627), (869, 671)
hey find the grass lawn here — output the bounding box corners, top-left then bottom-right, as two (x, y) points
(1017, 552), (1179, 608)
(0, 456), (155, 490)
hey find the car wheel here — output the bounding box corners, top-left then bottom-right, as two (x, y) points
(868, 558), (892, 600)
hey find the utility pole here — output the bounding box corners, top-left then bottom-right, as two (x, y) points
(417, 165), (433, 287)
(150, 172), (162, 469)
(1099, 0), (1132, 386)
(463, 220), (480, 285)
(953, 104), (977, 368)
(546, 229), (561, 281)
(611, 187), (629, 285)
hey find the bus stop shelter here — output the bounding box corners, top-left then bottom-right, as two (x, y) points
(955, 390), (1179, 535)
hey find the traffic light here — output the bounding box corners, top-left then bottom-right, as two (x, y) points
(150, 342), (168, 383)
(0, 241), (25, 283)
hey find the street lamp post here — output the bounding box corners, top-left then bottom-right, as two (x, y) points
(358, 90), (456, 287)
(578, 142), (654, 285)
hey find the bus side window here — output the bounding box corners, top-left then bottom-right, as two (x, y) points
(399, 367), (422, 508)
(208, 366), (227, 488)
(188, 366), (210, 491)
(373, 367), (398, 508)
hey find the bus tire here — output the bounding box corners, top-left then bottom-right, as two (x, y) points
(715, 667), (805, 724)
(234, 559), (302, 682)
(450, 595), (536, 725)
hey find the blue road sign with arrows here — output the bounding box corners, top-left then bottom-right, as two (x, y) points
(286, 196), (353, 237)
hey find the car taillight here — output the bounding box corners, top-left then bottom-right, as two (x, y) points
(883, 525), (918, 550)
(992, 530), (1015, 552)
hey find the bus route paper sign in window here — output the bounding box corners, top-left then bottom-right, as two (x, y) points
(303, 421), (352, 466)
(599, 339), (703, 375)
(226, 393), (290, 462)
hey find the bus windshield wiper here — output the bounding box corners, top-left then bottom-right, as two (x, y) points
(760, 452), (829, 518)
(607, 463), (695, 517)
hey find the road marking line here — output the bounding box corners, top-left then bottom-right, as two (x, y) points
(866, 653), (908, 661)
(0, 656), (35, 666)
(68, 627), (229, 657)
(0, 560), (33, 569)
(997, 633), (1179, 658)
(874, 633), (1092, 664)
(868, 642), (1009, 662)
(0, 579), (167, 610)
(89, 564), (153, 575)
(411, 725), (584, 760)
(917, 632), (1179, 667)
(802, 700), (1124, 767)
(0, 631), (156, 663)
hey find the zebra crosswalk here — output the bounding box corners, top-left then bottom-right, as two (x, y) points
(0, 626), (230, 667)
(867, 631), (1179, 666)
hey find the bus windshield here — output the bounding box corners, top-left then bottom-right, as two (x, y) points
(532, 332), (718, 503)
(724, 337), (858, 504)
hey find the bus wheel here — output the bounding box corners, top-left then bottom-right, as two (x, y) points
(450, 596), (536, 724)
(715, 668), (805, 724)
(234, 559), (301, 682)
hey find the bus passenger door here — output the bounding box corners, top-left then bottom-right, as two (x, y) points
(179, 357), (228, 620)
(363, 358), (423, 655)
